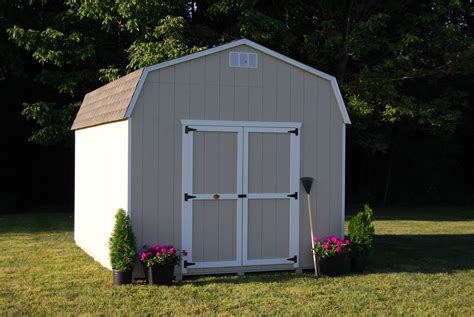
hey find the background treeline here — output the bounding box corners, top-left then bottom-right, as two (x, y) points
(1, 0), (473, 211)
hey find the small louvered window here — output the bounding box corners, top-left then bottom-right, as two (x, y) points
(229, 52), (258, 68)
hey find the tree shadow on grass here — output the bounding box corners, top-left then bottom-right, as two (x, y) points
(369, 234), (474, 273)
(184, 234), (474, 286)
(0, 212), (73, 233)
(346, 206), (474, 221)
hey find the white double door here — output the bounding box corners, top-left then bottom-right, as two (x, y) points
(181, 121), (300, 272)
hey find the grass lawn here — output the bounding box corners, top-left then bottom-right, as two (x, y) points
(1, 207), (473, 315)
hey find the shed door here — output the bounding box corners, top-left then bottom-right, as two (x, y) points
(243, 127), (300, 266)
(182, 122), (300, 272)
(182, 125), (243, 270)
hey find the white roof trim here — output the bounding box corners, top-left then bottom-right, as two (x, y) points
(125, 39), (351, 124)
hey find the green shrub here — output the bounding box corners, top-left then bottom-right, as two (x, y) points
(109, 209), (136, 272)
(348, 204), (375, 257)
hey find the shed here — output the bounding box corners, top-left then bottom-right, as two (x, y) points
(72, 39), (351, 276)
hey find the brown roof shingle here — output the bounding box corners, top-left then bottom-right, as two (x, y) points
(71, 68), (144, 130)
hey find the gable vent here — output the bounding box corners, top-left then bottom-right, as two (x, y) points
(229, 52), (258, 68)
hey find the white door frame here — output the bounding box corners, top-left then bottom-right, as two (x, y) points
(181, 120), (301, 273)
(242, 127), (300, 267)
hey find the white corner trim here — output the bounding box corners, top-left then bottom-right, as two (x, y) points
(124, 39), (350, 124)
(124, 70), (148, 118)
(331, 78), (351, 124)
(181, 119), (302, 128)
(341, 123), (346, 239)
(127, 119), (132, 218)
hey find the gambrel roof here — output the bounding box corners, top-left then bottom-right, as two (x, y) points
(71, 39), (350, 130)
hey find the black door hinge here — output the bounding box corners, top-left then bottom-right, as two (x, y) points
(238, 194), (247, 198)
(288, 128), (298, 136)
(287, 192), (298, 200)
(286, 255), (297, 263)
(184, 260), (196, 268)
(184, 193), (196, 201)
(185, 126), (197, 134)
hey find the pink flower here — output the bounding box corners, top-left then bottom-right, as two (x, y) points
(151, 246), (160, 251)
(343, 239), (350, 245)
(323, 243), (330, 250)
(156, 252), (162, 257)
(169, 248), (176, 254)
(330, 236), (338, 243)
(182, 250), (188, 256)
(335, 247), (342, 253)
(313, 235), (319, 242)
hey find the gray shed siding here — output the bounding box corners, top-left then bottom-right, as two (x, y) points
(130, 44), (345, 271)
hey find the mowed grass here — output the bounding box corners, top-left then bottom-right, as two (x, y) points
(1, 207), (473, 315)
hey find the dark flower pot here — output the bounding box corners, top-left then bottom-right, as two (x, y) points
(343, 253), (352, 274)
(351, 254), (367, 273)
(147, 263), (175, 285)
(113, 269), (133, 286)
(319, 254), (345, 276)
(141, 262), (149, 284)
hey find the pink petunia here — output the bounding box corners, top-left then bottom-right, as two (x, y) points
(151, 246), (160, 251)
(313, 235), (319, 242)
(323, 243), (330, 250)
(169, 248), (176, 254)
(335, 247), (342, 253)
(330, 236), (338, 243)
(156, 252), (162, 257)
(343, 239), (350, 245)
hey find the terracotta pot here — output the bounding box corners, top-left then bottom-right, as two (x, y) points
(113, 269), (133, 286)
(147, 263), (175, 285)
(319, 254), (345, 276)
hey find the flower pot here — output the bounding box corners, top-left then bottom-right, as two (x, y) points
(147, 263), (175, 285)
(351, 254), (367, 273)
(319, 254), (345, 276)
(343, 253), (352, 274)
(113, 269), (133, 286)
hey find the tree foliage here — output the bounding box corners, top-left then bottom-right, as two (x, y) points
(3, 0), (474, 203)
(109, 209), (136, 272)
(348, 204), (375, 257)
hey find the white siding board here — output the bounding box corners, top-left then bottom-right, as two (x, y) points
(74, 120), (128, 269)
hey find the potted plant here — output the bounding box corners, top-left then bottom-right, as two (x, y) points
(140, 245), (187, 286)
(348, 204), (375, 272)
(313, 235), (350, 276)
(109, 209), (136, 286)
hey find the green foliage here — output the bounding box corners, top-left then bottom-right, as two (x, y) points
(348, 204), (375, 257)
(108, 209), (136, 272)
(21, 101), (79, 145)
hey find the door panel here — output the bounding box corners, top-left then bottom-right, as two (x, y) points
(192, 200), (237, 262)
(193, 131), (237, 194)
(248, 132), (290, 193)
(243, 127), (299, 266)
(182, 125), (242, 271)
(247, 199), (290, 260)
